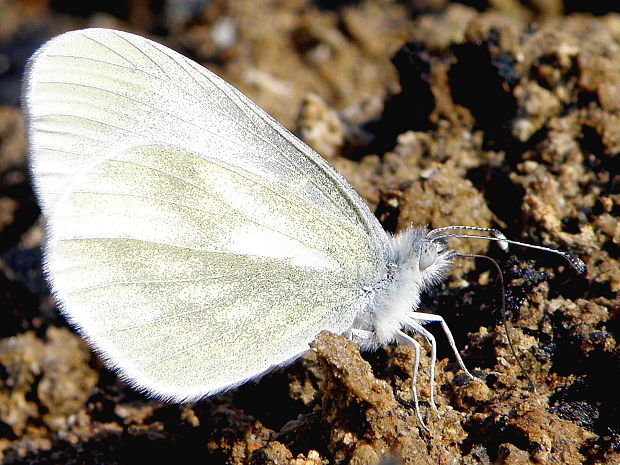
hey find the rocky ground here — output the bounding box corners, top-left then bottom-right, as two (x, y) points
(0, 1), (617, 464)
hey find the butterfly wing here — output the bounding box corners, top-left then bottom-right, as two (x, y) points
(25, 29), (390, 399)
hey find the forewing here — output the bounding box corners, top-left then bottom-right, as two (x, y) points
(25, 28), (388, 259)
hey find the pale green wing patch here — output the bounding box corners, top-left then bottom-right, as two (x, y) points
(47, 145), (372, 399)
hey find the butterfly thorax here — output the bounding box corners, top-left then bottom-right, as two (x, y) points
(348, 226), (454, 350)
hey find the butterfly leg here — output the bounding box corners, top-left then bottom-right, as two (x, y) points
(411, 312), (475, 380)
(405, 320), (440, 412)
(396, 330), (428, 430)
(344, 328), (375, 344)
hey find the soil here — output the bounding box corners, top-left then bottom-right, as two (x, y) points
(0, 1), (617, 464)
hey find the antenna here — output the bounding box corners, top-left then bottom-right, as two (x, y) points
(428, 225), (586, 274)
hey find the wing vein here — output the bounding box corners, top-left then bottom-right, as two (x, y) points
(103, 156), (360, 253)
(80, 32), (135, 66)
(70, 189), (337, 254)
(137, 293), (363, 371)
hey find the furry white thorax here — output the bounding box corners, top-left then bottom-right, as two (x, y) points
(351, 225), (455, 350)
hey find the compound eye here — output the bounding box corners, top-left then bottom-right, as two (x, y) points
(419, 242), (438, 271)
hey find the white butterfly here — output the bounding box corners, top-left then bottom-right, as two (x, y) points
(25, 28), (584, 427)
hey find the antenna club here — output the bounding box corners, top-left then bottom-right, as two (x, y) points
(568, 255), (587, 275)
